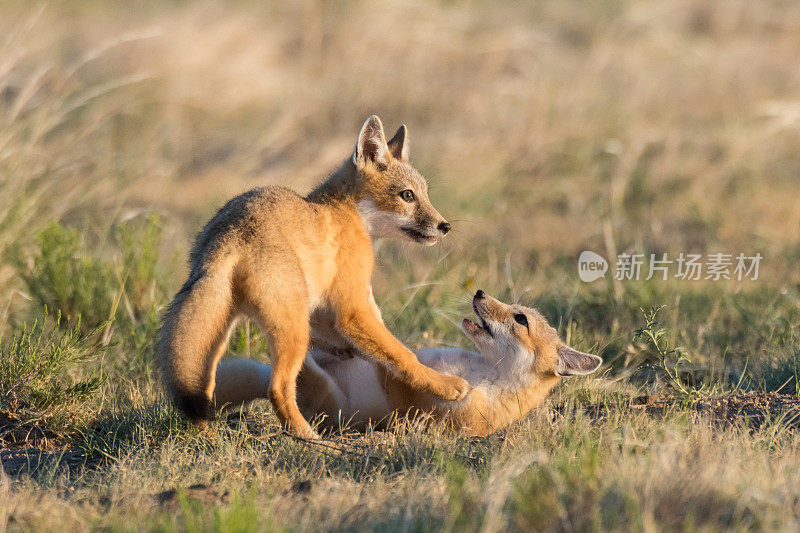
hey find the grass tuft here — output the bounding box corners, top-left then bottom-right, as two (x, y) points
(0, 310), (105, 431)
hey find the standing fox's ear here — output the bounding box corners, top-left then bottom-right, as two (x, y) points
(387, 125), (409, 161)
(555, 346), (602, 377)
(353, 115), (390, 169)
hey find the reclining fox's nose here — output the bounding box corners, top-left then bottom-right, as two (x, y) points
(437, 221), (451, 235)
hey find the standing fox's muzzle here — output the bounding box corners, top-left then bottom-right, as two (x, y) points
(401, 218), (451, 245)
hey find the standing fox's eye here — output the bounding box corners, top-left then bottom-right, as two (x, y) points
(399, 190), (415, 203)
(514, 313), (528, 327)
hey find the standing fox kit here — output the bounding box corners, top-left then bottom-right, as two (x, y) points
(215, 291), (603, 437)
(158, 116), (469, 437)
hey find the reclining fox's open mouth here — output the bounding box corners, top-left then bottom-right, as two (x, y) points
(463, 298), (493, 338)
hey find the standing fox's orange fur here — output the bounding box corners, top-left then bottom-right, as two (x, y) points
(158, 116), (470, 437)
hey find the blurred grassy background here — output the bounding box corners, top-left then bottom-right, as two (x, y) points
(3, 0), (800, 385)
(2, 1), (800, 530)
(4, 0), (800, 264)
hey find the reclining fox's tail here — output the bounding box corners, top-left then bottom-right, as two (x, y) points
(157, 262), (236, 421)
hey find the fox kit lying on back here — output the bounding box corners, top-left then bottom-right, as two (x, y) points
(158, 115), (470, 437)
(216, 291), (603, 437)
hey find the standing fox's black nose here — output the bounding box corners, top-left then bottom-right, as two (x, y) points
(475, 289), (485, 299)
(438, 221), (451, 235)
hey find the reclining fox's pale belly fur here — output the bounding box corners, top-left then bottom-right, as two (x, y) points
(308, 347), (542, 434)
(215, 291), (603, 437)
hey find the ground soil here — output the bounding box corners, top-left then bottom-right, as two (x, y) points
(579, 391), (800, 430)
(3, 392), (800, 478)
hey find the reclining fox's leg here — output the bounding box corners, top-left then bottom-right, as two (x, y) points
(214, 357), (271, 408)
(214, 353), (346, 431)
(296, 354), (349, 430)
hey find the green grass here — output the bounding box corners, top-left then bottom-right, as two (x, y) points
(0, 310), (105, 430)
(2, 225), (799, 531)
(8, 400), (800, 531)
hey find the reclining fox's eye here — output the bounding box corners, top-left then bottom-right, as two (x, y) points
(514, 313), (528, 327)
(399, 189), (415, 203)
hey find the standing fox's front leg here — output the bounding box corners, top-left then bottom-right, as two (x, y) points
(334, 288), (470, 402)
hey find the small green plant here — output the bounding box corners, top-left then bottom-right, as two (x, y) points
(632, 306), (692, 395)
(15, 216), (170, 353)
(116, 213), (167, 321)
(0, 310), (105, 426)
(16, 222), (117, 331)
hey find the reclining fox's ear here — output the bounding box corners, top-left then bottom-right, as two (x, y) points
(556, 346), (602, 377)
(353, 115), (389, 169)
(387, 125), (409, 161)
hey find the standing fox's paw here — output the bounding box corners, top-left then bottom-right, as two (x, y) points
(296, 427), (322, 440)
(430, 374), (472, 402)
(284, 420), (321, 440)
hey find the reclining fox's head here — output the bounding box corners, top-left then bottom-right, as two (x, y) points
(351, 115), (450, 246)
(462, 290), (603, 381)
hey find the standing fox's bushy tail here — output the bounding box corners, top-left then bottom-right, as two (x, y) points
(157, 263), (236, 421)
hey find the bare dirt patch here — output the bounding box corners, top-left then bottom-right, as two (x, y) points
(0, 415), (84, 476)
(580, 392), (800, 430)
(0, 415), (66, 451)
(0, 448), (87, 476)
(155, 483), (230, 510)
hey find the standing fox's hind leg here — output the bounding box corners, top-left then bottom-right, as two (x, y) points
(267, 322), (315, 437)
(247, 288), (316, 438)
